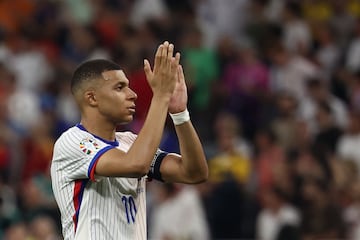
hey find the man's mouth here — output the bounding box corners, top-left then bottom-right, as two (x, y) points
(128, 106), (136, 113)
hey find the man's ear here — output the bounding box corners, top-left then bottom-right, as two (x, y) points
(84, 90), (97, 107)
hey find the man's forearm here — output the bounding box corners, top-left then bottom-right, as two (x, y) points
(126, 96), (170, 172)
(175, 121), (208, 183)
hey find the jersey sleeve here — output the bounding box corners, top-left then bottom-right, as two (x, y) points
(52, 130), (116, 182)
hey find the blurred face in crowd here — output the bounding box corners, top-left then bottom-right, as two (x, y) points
(268, 47), (288, 66)
(306, 81), (328, 101)
(276, 93), (297, 117)
(348, 112), (360, 134)
(5, 222), (29, 240)
(260, 187), (284, 212)
(214, 113), (240, 152)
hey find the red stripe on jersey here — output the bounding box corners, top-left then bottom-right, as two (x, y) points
(89, 160), (98, 182)
(72, 179), (88, 233)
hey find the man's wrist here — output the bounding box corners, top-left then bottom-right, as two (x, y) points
(151, 93), (172, 105)
(169, 109), (190, 125)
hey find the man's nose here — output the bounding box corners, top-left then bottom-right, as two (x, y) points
(128, 88), (137, 100)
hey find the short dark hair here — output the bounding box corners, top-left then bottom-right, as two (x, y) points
(71, 59), (121, 94)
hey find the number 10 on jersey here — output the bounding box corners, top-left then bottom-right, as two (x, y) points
(122, 196), (137, 224)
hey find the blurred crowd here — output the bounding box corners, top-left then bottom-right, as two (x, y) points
(1, 0), (360, 239)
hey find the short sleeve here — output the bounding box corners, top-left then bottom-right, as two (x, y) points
(52, 129), (116, 182)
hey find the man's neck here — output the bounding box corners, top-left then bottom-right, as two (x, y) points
(80, 119), (117, 142)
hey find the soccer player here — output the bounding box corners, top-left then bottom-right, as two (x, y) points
(50, 41), (208, 240)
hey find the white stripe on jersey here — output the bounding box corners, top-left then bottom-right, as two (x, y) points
(51, 125), (153, 240)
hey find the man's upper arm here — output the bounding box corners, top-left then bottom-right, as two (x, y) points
(158, 153), (185, 183)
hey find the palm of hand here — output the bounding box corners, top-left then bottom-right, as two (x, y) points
(169, 66), (188, 114)
(143, 41), (188, 113)
(143, 42), (180, 97)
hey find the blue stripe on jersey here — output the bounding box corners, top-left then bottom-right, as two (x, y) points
(76, 123), (119, 146)
(73, 179), (88, 233)
(87, 145), (115, 179)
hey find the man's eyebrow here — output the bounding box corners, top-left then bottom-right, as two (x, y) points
(114, 79), (129, 86)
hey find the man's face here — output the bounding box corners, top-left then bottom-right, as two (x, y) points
(94, 70), (138, 124)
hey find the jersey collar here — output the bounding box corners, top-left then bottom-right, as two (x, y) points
(76, 123), (120, 147)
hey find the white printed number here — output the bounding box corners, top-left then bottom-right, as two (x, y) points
(122, 196), (137, 224)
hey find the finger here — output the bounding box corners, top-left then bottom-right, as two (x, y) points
(170, 57), (178, 74)
(170, 52), (180, 73)
(154, 44), (162, 72)
(161, 41), (169, 66)
(175, 65), (181, 84)
(178, 65), (185, 84)
(167, 43), (174, 62)
(174, 52), (180, 66)
(143, 59), (153, 79)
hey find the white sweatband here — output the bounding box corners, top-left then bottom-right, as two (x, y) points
(169, 109), (190, 125)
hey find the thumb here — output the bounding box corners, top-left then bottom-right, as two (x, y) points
(143, 59), (153, 79)
(178, 65), (185, 83)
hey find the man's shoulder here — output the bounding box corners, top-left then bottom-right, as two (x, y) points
(55, 126), (86, 145)
(52, 126), (84, 162)
(57, 125), (80, 137)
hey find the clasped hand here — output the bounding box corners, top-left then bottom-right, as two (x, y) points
(144, 41), (188, 114)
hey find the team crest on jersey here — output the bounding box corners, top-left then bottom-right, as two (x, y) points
(79, 138), (99, 155)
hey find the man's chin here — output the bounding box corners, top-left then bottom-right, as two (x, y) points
(116, 116), (133, 125)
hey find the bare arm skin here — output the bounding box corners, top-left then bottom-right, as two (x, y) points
(160, 65), (208, 184)
(95, 41), (181, 178)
